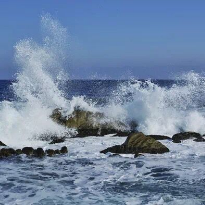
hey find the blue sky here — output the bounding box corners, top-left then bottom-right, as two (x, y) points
(1, 0), (205, 79)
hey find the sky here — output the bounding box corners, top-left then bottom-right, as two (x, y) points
(1, 0), (205, 79)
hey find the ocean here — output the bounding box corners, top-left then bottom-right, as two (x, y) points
(1, 15), (205, 205)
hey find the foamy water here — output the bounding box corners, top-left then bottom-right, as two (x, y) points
(0, 15), (205, 204)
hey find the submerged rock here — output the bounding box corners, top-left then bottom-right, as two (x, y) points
(0, 141), (7, 146)
(50, 108), (128, 137)
(101, 132), (169, 155)
(16, 149), (22, 155)
(172, 132), (202, 143)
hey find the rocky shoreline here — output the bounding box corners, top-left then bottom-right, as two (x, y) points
(1, 108), (205, 159)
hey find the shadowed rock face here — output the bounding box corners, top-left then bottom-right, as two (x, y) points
(50, 108), (128, 137)
(101, 132), (169, 155)
(172, 132), (203, 143)
(147, 135), (171, 140)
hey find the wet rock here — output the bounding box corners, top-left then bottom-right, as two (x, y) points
(0, 148), (16, 157)
(101, 132), (169, 155)
(49, 137), (65, 144)
(172, 132), (202, 143)
(193, 138), (205, 142)
(0, 141), (7, 146)
(54, 149), (61, 154)
(46, 149), (55, 157)
(22, 147), (34, 155)
(51, 108), (128, 137)
(35, 148), (45, 157)
(16, 149), (22, 155)
(60, 146), (68, 154)
(113, 131), (133, 137)
(147, 135), (171, 140)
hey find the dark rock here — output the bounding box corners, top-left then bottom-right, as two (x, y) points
(16, 149), (22, 155)
(0, 148), (16, 157)
(51, 108), (128, 137)
(46, 149), (55, 157)
(113, 131), (132, 137)
(60, 146), (68, 154)
(54, 149), (61, 154)
(101, 132), (169, 155)
(0, 141), (7, 146)
(49, 137), (65, 144)
(172, 139), (181, 143)
(22, 147), (34, 155)
(193, 138), (205, 142)
(147, 135), (171, 140)
(172, 132), (202, 143)
(35, 148), (45, 157)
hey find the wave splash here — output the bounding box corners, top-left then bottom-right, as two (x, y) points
(105, 72), (205, 136)
(0, 15), (73, 147)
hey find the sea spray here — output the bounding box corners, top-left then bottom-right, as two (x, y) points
(104, 71), (205, 136)
(0, 15), (72, 147)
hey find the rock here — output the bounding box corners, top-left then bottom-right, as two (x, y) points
(22, 147), (34, 155)
(46, 149), (55, 157)
(100, 132), (169, 155)
(54, 149), (61, 154)
(193, 138), (205, 142)
(35, 148), (45, 157)
(0, 141), (7, 146)
(0, 148), (16, 157)
(60, 146), (68, 154)
(172, 132), (202, 143)
(113, 131), (133, 137)
(49, 137), (65, 144)
(147, 135), (171, 140)
(51, 108), (128, 137)
(16, 149), (22, 155)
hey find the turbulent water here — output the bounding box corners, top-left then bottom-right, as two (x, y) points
(1, 15), (205, 204)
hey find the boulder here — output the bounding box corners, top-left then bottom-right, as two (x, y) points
(16, 149), (22, 155)
(0, 141), (6, 146)
(60, 146), (68, 154)
(54, 149), (61, 154)
(147, 135), (171, 140)
(172, 132), (202, 143)
(46, 149), (55, 157)
(22, 147), (34, 155)
(0, 148), (16, 157)
(34, 148), (45, 157)
(50, 108), (128, 137)
(100, 132), (169, 155)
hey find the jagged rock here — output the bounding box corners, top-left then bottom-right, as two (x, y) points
(46, 149), (55, 157)
(100, 132), (169, 155)
(0, 141), (6, 146)
(60, 146), (68, 154)
(22, 147), (34, 155)
(35, 148), (45, 157)
(172, 132), (202, 143)
(50, 108), (128, 137)
(147, 135), (171, 140)
(16, 149), (22, 155)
